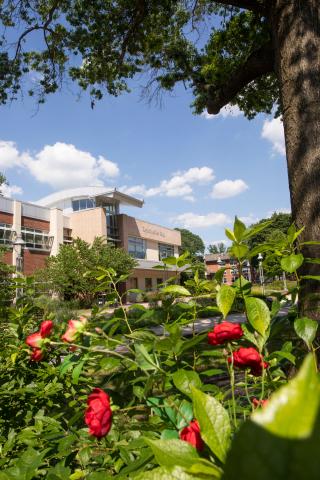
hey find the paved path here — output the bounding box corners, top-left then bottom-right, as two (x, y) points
(150, 305), (290, 337)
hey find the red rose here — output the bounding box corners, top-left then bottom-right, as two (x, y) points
(208, 322), (243, 346)
(39, 320), (54, 337)
(26, 332), (43, 349)
(30, 348), (44, 362)
(62, 317), (87, 343)
(229, 347), (268, 376)
(252, 397), (269, 408)
(84, 388), (112, 438)
(179, 420), (204, 451)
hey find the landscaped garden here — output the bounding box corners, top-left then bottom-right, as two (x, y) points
(1, 217), (320, 479)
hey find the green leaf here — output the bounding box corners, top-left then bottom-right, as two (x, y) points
(301, 275), (320, 281)
(280, 253), (304, 273)
(162, 256), (178, 266)
(233, 217), (246, 242)
(223, 355), (320, 480)
(172, 369), (202, 397)
(214, 267), (227, 285)
(135, 344), (158, 371)
(135, 465), (208, 480)
(245, 297), (270, 336)
(253, 354), (320, 438)
(229, 244), (249, 260)
(161, 285), (191, 296)
(216, 285), (236, 319)
(144, 438), (200, 470)
(294, 317), (318, 350)
(242, 220), (273, 240)
(72, 359), (85, 384)
(225, 228), (236, 242)
(192, 387), (231, 462)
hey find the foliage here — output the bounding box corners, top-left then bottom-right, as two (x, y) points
(208, 242), (227, 254)
(35, 237), (136, 306)
(175, 228), (205, 259)
(0, 172), (8, 193)
(0, 217), (320, 478)
(0, 247), (15, 311)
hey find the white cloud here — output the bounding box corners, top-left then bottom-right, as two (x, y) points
(211, 179), (248, 199)
(261, 117), (285, 155)
(0, 140), (120, 189)
(121, 166), (215, 201)
(202, 104), (242, 120)
(0, 183), (23, 197)
(0, 140), (30, 169)
(239, 214), (260, 225)
(172, 212), (231, 228)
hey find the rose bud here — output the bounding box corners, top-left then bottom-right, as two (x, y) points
(84, 388), (112, 438)
(179, 420), (204, 451)
(208, 321), (243, 346)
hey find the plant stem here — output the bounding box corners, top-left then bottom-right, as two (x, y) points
(227, 343), (237, 428)
(244, 369), (253, 412)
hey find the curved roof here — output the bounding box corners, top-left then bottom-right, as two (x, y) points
(36, 186), (143, 209)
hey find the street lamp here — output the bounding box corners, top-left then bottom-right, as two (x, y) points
(245, 260), (252, 282)
(12, 233), (25, 301)
(258, 253), (265, 296)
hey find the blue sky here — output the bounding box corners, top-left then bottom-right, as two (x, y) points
(0, 79), (290, 249)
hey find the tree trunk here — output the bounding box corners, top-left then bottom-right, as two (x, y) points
(271, 0), (320, 319)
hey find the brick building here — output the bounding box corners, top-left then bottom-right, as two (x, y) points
(0, 187), (181, 292)
(205, 253), (251, 285)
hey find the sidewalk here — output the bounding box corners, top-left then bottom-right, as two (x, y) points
(150, 305), (290, 336)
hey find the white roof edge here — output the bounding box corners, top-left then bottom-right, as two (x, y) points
(36, 186), (144, 208)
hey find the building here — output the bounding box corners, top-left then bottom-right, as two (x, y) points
(205, 253), (251, 285)
(0, 187), (181, 292)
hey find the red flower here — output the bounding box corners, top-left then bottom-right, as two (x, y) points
(62, 317), (87, 343)
(229, 347), (268, 376)
(179, 420), (204, 451)
(30, 348), (44, 362)
(208, 322), (243, 346)
(252, 397), (269, 408)
(84, 388), (112, 438)
(26, 332), (43, 349)
(39, 320), (54, 337)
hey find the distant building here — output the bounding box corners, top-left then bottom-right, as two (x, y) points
(0, 187), (181, 293)
(205, 253), (251, 285)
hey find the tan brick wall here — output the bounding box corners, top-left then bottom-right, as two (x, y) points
(70, 208), (107, 243)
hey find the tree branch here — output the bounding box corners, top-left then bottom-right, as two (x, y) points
(216, 1), (266, 14)
(205, 41), (274, 114)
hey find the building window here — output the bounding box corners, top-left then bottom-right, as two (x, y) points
(105, 204), (119, 241)
(145, 278), (152, 291)
(21, 227), (51, 250)
(158, 243), (174, 260)
(63, 228), (73, 244)
(156, 278), (163, 288)
(130, 277), (138, 289)
(0, 223), (12, 245)
(72, 198), (95, 211)
(128, 236), (146, 259)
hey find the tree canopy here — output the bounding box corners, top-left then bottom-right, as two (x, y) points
(175, 228), (205, 258)
(1, 1), (320, 316)
(36, 237), (137, 305)
(0, 1), (279, 116)
(208, 242), (227, 254)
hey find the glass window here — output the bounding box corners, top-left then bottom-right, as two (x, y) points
(21, 227), (50, 250)
(72, 198), (95, 211)
(158, 243), (174, 260)
(0, 223), (12, 245)
(128, 236), (146, 259)
(145, 278), (152, 291)
(156, 278), (163, 288)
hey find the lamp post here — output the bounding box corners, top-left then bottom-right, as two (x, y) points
(12, 234), (25, 301)
(258, 253), (265, 296)
(246, 260), (252, 282)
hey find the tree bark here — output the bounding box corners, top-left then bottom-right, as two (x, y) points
(271, 0), (320, 319)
